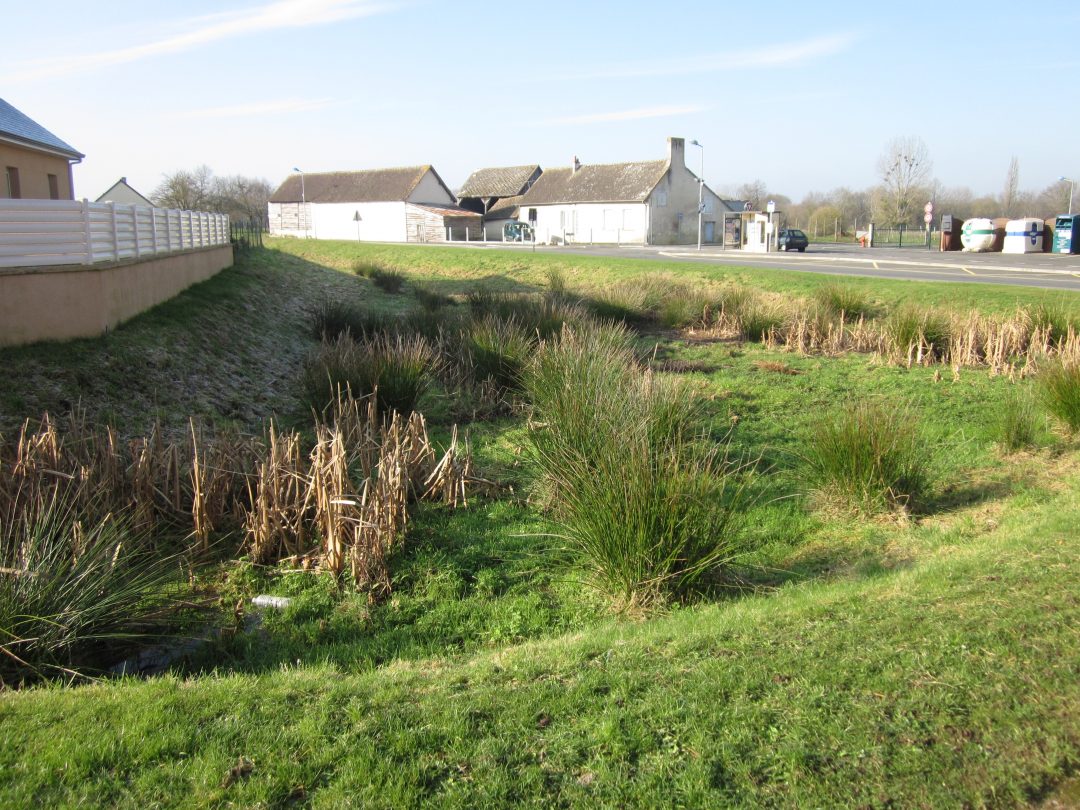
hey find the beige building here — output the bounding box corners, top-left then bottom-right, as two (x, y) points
(0, 98), (83, 200)
(513, 137), (733, 246)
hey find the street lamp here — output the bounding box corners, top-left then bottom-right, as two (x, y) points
(690, 139), (704, 250)
(293, 167), (307, 237)
(1061, 175), (1075, 216)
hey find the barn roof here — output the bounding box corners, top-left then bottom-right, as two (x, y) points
(518, 160), (668, 205)
(409, 203), (481, 218)
(0, 97), (83, 160)
(458, 165), (540, 199)
(485, 195), (524, 220)
(269, 166), (453, 204)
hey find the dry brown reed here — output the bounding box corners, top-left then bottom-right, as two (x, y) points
(1, 392), (472, 595)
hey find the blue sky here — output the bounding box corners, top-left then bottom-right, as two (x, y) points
(4, 0), (1078, 202)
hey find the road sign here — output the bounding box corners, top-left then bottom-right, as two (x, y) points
(924, 202), (934, 214)
(767, 200), (776, 214)
(924, 213), (933, 224)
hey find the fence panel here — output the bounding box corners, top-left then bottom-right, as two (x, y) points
(0, 199), (229, 268)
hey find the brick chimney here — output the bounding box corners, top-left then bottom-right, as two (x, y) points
(667, 137), (685, 169)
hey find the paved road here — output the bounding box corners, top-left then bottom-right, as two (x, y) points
(450, 241), (1080, 291)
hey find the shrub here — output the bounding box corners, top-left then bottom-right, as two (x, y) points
(0, 490), (183, 683)
(353, 262), (406, 294)
(524, 323), (744, 609)
(301, 333), (436, 415)
(814, 283), (873, 319)
(804, 399), (935, 514)
(887, 305), (951, 360)
(658, 284), (717, 329)
(545, 267), (569, 299)
(310, 299), (368, 341)
(586, 276), (670, 324)
(466, 316), (533, 392)
(739, 300), (787, 342)
(466, 289), (581, 338)
(998, 386), (1041, 451)
(413, 284), (454, 312)
(1038, 360), (1080, 432)
(1029, 301), (1079, 346)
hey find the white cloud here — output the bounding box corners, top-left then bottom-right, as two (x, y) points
(172, 97), (339, 120)
(9, 0), (398, 82)
(538, 104), (707, 126)
(558, 33), (857, 81)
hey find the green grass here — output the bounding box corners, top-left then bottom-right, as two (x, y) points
(1, 475), (1078, 807)
(1038, 360), (1080, 432)
(2, 239), (1080, 806)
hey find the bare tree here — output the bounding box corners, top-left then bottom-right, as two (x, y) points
(1001, 157), (1020, 218)
(151, 166), (271, 223)
(875, 136), (933, 226)
(737, 180), (769, 210)
(151, 165), (214, 211)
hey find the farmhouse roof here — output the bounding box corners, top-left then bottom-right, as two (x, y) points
(518, 160), (668, 205)
(269, 166), (454, 204)
(485, 195), (524, 220)
(0, 97), (84, 160)
(458, 165), (541, 199)
(409, 203), (481, 218)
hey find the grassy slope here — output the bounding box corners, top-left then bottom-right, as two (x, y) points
(0, 247), (403, 437)
(2, 240), (1079, 806)
(1, 473), (1077, 808)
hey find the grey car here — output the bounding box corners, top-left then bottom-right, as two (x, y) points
(778, 228), (809, 252)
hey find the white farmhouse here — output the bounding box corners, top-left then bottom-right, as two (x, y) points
(515, 137), (733, 246)
(456, 164), (542, 240)
(268, 166), (481, 243)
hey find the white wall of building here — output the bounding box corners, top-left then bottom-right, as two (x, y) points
(313, 202), (407, 241)
(527, 203), (648, 245)
(407, 171), (454, 205)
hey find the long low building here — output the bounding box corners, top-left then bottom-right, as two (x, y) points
(512, 137), (735, 246)
(268, 166), (481, 243)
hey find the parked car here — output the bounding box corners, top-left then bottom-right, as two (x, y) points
(503, 221), (534, 242)
(778, 228), (809, 252)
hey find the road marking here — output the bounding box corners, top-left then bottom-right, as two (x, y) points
(962, 267), (976, 276)
(872, 261), (879, 269)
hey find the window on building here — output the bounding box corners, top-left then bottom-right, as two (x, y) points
(603, 209), (618, 230)
(47, 174), (59, 200)
(5, 167), (20, 199)
(655, 190), (668, 207)
(622, 209), (634, 230)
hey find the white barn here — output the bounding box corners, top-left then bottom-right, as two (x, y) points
(514, 137), (733, 246)
(268, 166), (481, 243)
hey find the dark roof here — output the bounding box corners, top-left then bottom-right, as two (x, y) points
(458, 165), (540, 199)
(485, 195), (523, 220)
(518, 160), (668, 205)
(269, 166), (452, 204)
(0, 97), (83, 160)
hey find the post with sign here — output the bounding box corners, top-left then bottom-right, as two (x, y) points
(766, 200), (776, 252)
(923, 201), (934, 251)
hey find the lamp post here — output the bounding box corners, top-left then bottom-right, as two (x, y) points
(293, 167), (307, 237)
(690, 139), (704, 250)
(1061, 175), (1075, 216)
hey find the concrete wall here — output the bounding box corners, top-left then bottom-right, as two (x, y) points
(0, 244), (233, 347)
(270, 201), (408, 241)
(0, 142), (74, 200)
(647, 165), (724, 245)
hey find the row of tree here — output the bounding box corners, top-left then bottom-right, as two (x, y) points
(726, 136), (1073, 236)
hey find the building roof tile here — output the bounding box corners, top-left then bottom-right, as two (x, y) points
(0, 98), (83, 160)
(518, 160), (668, 205)
(458, 165), (541, 199)
(269, 166), (448, 204)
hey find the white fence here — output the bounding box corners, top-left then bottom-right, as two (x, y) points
(0, 199), (230, 269)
